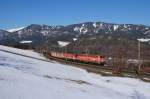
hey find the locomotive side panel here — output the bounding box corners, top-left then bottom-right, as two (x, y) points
(63, 53), (76, 60)
(76, 54), (105, 64)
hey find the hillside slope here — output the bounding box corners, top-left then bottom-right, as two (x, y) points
(0, 45), (150, 99)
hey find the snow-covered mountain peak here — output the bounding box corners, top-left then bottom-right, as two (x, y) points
(74, 25), (88, 34)
(113, 25), (119, 31)
(7, 27), (25, 32)
(93, 22), (99, 28)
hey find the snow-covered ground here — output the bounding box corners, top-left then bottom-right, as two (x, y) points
(0, 45), (45, 59)
(0, 45), (150, 99)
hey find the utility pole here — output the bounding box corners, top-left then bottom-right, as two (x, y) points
(138, 41), (141, 71)
(85, 48), (88, 56)
(65, 46), (67, 53)
(137, 39), (150, 72)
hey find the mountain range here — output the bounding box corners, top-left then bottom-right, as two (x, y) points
(0, 21), (150, 58)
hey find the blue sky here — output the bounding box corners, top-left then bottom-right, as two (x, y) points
(0, 0), (150, 29)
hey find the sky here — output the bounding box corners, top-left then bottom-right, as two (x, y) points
(0, 0), (150, 29)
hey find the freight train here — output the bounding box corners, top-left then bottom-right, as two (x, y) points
(43, 50), (150, 74)
(49, 51), (105, 65)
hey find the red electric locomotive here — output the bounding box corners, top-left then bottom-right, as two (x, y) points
(75, 54), (105, 65)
